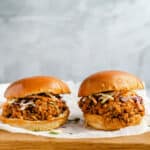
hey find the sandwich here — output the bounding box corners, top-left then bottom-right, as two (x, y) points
(78, 70), (145, 130)
(0, 76), (70, 131)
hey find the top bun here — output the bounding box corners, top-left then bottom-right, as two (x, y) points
(5, 76), (70, 99)
(78, 70), (144, 97)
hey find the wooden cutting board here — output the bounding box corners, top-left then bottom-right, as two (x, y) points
(0, 130), (150, 150)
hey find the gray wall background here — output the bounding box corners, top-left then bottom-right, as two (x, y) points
(0, 0), (150, 87)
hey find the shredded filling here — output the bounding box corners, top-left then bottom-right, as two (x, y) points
(2, 93), (68, 121)
(79, 91), (145, 124)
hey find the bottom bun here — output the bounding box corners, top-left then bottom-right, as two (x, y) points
(0, 110), (69, 131)
(84, 113), (143, 130)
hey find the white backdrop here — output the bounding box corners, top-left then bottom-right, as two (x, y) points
(0, 0), (149, 87)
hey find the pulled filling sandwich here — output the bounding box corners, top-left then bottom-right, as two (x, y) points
(78, 70), (145, 130)
(0, 76), (70, 131)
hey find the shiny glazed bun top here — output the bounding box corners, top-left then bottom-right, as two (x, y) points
(78, 70), (144, 97)
(5, 76), (71, 99)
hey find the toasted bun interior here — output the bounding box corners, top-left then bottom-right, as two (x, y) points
(5, 76), (70, 99)
(78, 70), (144, 97)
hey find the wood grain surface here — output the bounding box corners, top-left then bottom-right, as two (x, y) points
(0, 130), (150, 150)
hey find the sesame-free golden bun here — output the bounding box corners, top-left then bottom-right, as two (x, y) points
(78, 70), (144, 130)
(1, 76), (70, 131)
(78, 70), (144, 97)
(5, 76), (71, 99)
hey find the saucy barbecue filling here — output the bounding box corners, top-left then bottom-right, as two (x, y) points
(2, 93), (68, 121)
(79, 91), (145, 124)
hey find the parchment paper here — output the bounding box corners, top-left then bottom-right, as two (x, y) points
(0, 82), (150, 138)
